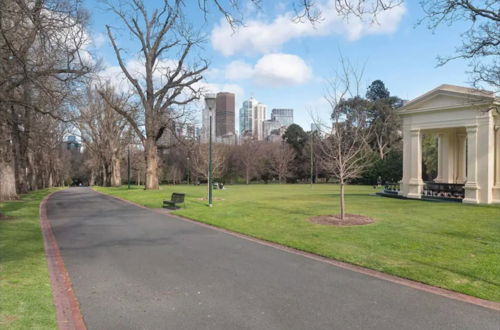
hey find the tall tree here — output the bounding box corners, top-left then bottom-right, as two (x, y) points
(366, 79), (390, 101)
(237, 140), (262, 184)
(365, 80), (402, 159)
(0, 0), (93, 199)
(268, 142), (295, 184)
(102, 0), (207, 190)
(77, 86), (134, 187)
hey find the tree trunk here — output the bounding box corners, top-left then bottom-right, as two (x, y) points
(48, 171), (53, 188)
(339, 183), (345, 220)
(89, 169), (95, 186)
(101, 164), (108, 186)
(111, 154), (121, 187)
(245, 168), (250, 184)
(0, 158), (18, 201)
(144, 139), (159, 190)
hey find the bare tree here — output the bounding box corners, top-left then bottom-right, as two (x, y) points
(77, 85), (134, 187)
(102, 0), (207, 190)
(318, 58), (373, 220)
(0, 0), (93, 199)
(190, 143), (228, 181)
(268, 142), (295, 184)
(197, 0), (403, 27)
(237, 140), (263, 184)
(419, 0), (499, 90)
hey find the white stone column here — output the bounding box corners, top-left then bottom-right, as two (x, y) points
(439, 131), (457, 183)
(407, 128), (423, 198)
(455, 133), (466, 184)
(492, 125), (500, 203)
(399, 126), (410, 196)
(435, 133), (443, 182)
(464, 126), (479, 203)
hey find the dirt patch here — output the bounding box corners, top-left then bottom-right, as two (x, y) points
(0, 212), (14, 221)
(197, 197), (225, 201)
(308, 214), (375, 227)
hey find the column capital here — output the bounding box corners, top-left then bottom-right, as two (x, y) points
(466, 126), (478, 134)
(410, 128), (421, 136)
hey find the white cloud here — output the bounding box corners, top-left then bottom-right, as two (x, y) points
(223, 53), (312, 87)
(97, 57), (183, 95)
(224, 60), (254, 80)
(92, 32), (107, 48)
(211, 0), (406, 56)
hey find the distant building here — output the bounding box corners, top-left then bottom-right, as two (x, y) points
(239, 97), (267, 140)
(201, 92), (236, 144)
(63, 135), (81, 152)
(239, 98), (256, 137)
(215, 132), (237, 145)
(267, 126), (287, 143)
(263, 119), (282, 139)
(310, 123), (321, 132)
(271, 108), (293, 127)
(215, 92), (235, 137)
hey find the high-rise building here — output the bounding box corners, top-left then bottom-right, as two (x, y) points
(239, 98), (256, 137)
(215, 92), (235, 137)
(239, 97), (267, 140)
(271, 108), (293, 127)
(253, 103), (266, 140)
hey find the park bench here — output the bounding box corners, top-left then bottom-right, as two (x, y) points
(163, 193), (186, 209)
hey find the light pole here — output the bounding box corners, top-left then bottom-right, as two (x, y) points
(127, 145), (131, 189)
(186, 156), (190, 185)
(204, 95), (216, 207)
(310, 133), (313, 188)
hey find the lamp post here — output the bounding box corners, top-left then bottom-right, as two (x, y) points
(186, 156), (190, 185)
(127, 145), (131, 189)
(204, 94), (216, 207)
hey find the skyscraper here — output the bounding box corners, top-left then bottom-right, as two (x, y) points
(239, 97), (266, 140)
(239, 98), (256, 137)
(271, 108), (293, 127)
(215, 92), (235, 137)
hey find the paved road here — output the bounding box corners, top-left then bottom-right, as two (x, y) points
(47, 188), (500, 330)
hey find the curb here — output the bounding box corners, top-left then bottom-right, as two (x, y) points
(40, 191), (87, 330)
(92, 188), (500, 312)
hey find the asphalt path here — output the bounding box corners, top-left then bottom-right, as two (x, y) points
(47, 188), (500, 330)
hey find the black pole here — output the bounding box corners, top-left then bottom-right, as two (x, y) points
(127, 146), (131, 189)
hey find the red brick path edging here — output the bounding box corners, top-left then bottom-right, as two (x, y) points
(93, 188), (500, 312)
(40, 192), (86, 330)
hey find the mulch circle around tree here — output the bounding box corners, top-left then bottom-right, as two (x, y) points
(197, 197), (225, 201)
(0, 213), (13, 221)
(308, 214), (375, 227)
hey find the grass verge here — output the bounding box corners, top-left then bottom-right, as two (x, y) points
(95, 184), (500, 302)
(0, 189), (60, 329)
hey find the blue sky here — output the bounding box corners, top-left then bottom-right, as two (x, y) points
(85, 0), (472, 131)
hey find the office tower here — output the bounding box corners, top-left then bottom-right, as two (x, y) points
(271, 108), (293, 127)
(215, 92), (235, 137)
(253, 102), (267, 140)
(239, 97), (256, 137)
(239, 97), (267, 140)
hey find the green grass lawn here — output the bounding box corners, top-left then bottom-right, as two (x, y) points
(0, 189), (59, 329)
(95, 184), (500, 302)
